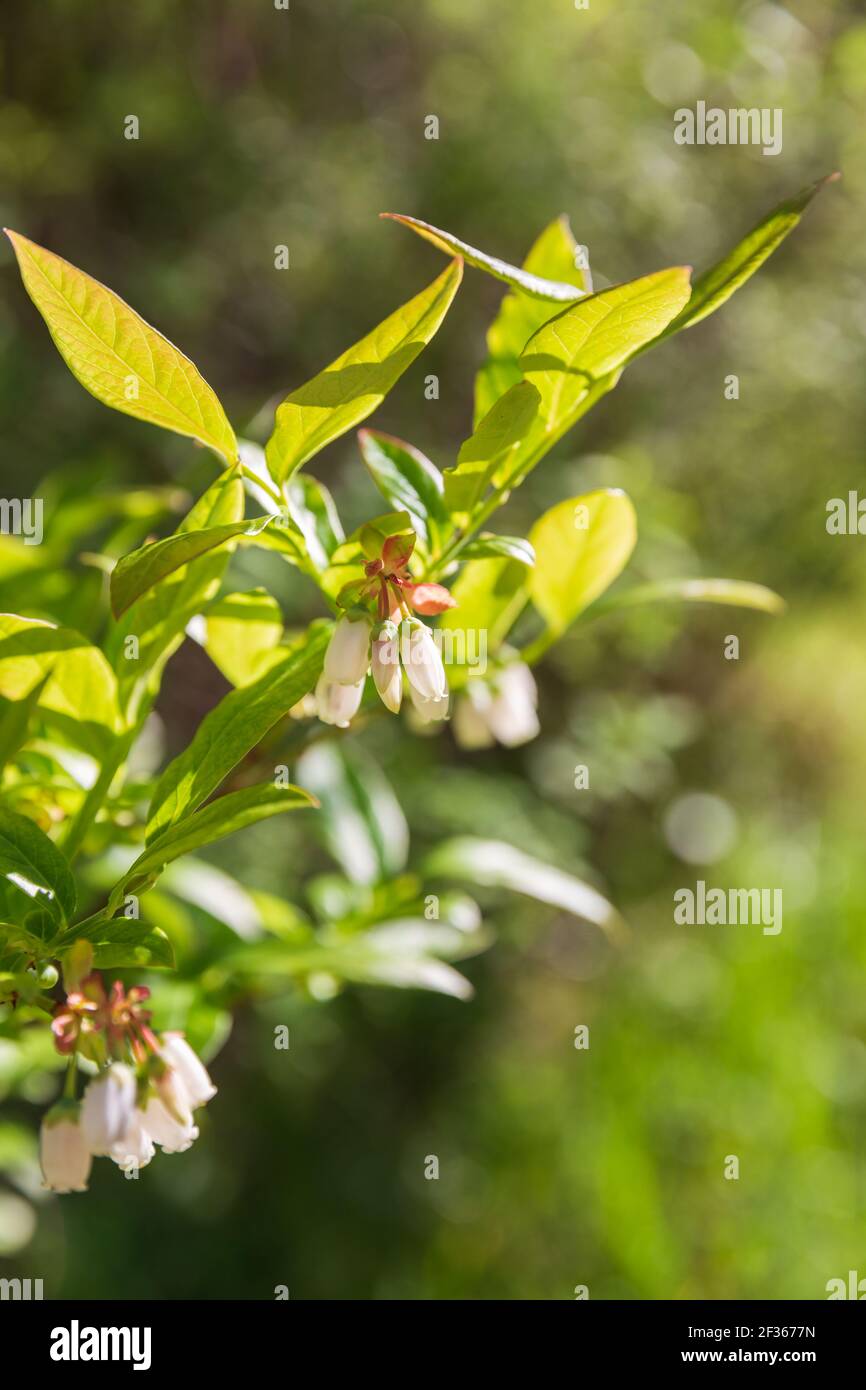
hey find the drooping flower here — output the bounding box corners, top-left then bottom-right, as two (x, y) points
(80, 1063), (137, 1156)
(160, 1033), (217, 1109)
(407, 685), (450, 724)
(110, 1109), (155, 1174)
(40, 1101), (92, 1193)
(454, 660), (539, 749)
(371, 626), (402, 713)
(323, 614), (372, 684)
(400, 620), (447, 703)
(141, 1096), (200, 1154)
(314, 673), (365, 727)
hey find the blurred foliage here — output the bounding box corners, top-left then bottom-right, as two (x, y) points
(1, 0), (865, 1299)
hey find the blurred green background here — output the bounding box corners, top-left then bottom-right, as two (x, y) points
(1, 0), (866, 1299)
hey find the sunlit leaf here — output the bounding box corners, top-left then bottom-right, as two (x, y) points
(110, 517), (269, 618)
(381, 213), (585, 301)
(528, 490), (637, 636)
(266, 259), (463, 484)
(0, 614), (121, 756)
(5, 230), (237, 463)
(444, 381), (541, 522)
(203, 589), (285, 687)
(521, 267), (692, 431)
(659, 173), (838, 338)
(475, 214), (591, 423)
(438, 556), (529, 681)
(459, 535), (535, 566)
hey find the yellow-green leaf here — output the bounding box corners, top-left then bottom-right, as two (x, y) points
(203, 589), (285, 687)
(595, 576), (785, 616)
(265, 259), (463, 484)
(0, 614), (121, 755)
(529, 490), (637, 636)
(661, 173), (839, 337)
(475, 215), (591, 423)
(5, 229), (238, 463)
(444, 382), (540, 523)
(381, 213), (585, 301)
(521, 267), (693, 431)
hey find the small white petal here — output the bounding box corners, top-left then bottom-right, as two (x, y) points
(407, 683), (449, 723)
(371, 635), (402, 713)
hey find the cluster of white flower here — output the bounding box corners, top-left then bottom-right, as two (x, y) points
(40, 1034), (216, 1193)
(316, 614), (449, 727)
(453, 659), (540, 749)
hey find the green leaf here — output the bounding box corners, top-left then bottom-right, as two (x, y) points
(285, 475), (345, 571)
(520, 267), (693, 432)
(296, 742), (409, 886)
(438, 556), (529, 679)
(5, 229), (237, 463)
(660, 173), (839, 338)
(0, 615), (121, 756)
(459, 535), (535, 566)
(146, 621), (330, 842)
(425, 837), (624, 942)
(265, 259), (463, 484)
(203, 589), (285, 687)
(475, 214), (591, 424)
(0, 806), (76, 927)
(106, 468), (246, 711)
(593, 576), (785, 617)
(358, 430), (447, 549)
(0, 674), (50, 770)
(110, 516), (268, 618)
(445, 381), (541, 522)
(528, 489), (637, 636)
(381, 213), (585, 302)
(89, 921), (175, 970)
(110, 782), (316, 910)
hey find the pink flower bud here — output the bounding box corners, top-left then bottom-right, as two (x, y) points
(371, 633), (402, 713)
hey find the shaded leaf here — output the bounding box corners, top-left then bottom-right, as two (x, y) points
(146, 621), (330, 842)
(0, 805), (76, 927)
(594, 576), (785, 617)
(110, 517), (269, 618)
(285, 475), (345, 571)
(111, 782), (316, 910)
(296, 742), (409, 886)
(358, 429), (447, 549)
(459, 535), (536, 566)
(425, 836), (623, 941)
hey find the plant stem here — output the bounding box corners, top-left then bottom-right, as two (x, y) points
(64, 1055), (78, 1100)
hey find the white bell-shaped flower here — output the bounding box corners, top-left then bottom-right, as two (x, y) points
(315, 673), (365, 727)
(160, 1033), (217, 1109)
(141, 1096), (200, 1154)
(40, 1102), (92, 1193)
(371, 630), (402, 713)
(323, 615), (372, 684)
(110, 1109), (155, 1174)
(400, 621), (447, 702)
(485, 662), (539, 747)
(81, 1063), (137, 1156)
